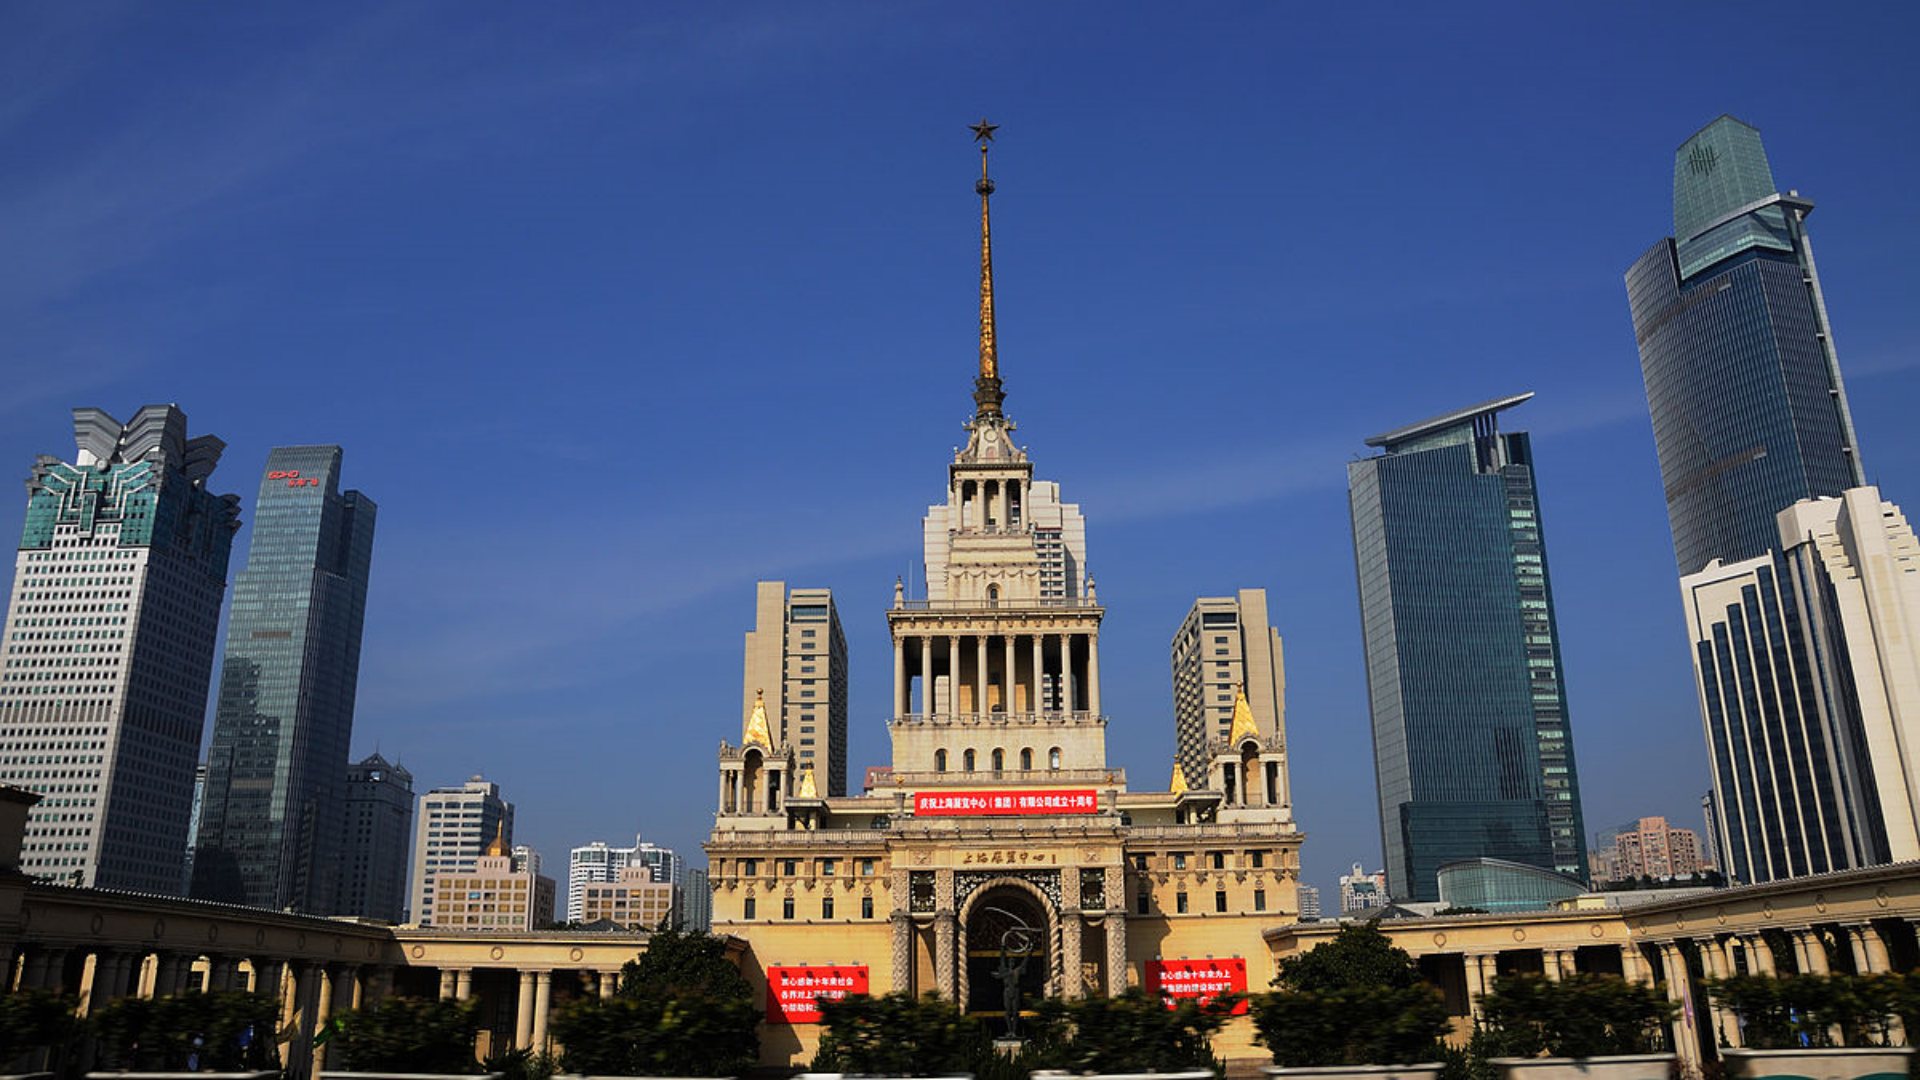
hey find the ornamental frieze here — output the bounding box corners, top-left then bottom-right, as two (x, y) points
(956, 868), (1062, 910)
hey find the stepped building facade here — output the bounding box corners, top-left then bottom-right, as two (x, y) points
(706, 126), (1303, 1065)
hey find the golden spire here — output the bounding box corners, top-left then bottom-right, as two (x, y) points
(1228, 683), (1261, 744)
(969, 117), (1005, 421)
(743, 688), (772, 748)
(1170, 760), (1189, 797)
(485, 820), (508, 858)
(796, 764), (818, 799)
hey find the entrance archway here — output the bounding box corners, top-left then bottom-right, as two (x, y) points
(963, 884), (1050, 1032)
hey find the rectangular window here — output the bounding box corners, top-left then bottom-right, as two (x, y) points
(860, 858), (875, 877)
(783, 897), (795, 919)
(742, 859), (758, 876)
(1176, 892), (1189, 914)
(1215, 890), (1228, 913)
(1173, 852), (1187, 870)
(822, 896), (834, 919)
(1253, 889), (1266, 912)
(1136, 892), (1149, 915)
(821, 859), (837, 877)
(861, 895), (874, 919)
(1250, 850), (1265, 868)
(744, 897), (756, 919)
(1210, 851), (1225, 870)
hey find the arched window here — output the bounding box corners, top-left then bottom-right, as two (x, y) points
(964, 749), (977, 772)
(1020, 748), (1033, 771)
(935, 749), (947, 772)
(991, 748), (1005, 773)
(987, 583), (1000, 607)
(1048, 747), (1062, 770)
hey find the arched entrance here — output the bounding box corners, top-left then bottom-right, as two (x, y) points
(963, 884), (1050, 1033)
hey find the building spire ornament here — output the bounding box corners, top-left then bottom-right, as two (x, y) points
(1228, 683), (1261, 744)
(744, 688), (773, 748)
(1169, 760), (1189, 797)
(970, 117), (1005, 422)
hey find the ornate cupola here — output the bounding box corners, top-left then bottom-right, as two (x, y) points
(1209, 686), (1291, 824)
(717, 689), (796, 826)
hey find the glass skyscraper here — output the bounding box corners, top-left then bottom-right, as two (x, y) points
(1626, 115), (1864, 578)
(192, 446), (376, 912)
(1348, 393), (1586, 901)
(1626, 117), (1870, 885)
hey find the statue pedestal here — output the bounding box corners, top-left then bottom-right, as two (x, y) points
(994, 1037), (1026, 1059)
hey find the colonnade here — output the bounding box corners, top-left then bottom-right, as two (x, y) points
(955, 477), (1022, 533)
(892, 631), (1100, 718)
(433, 963), (622, 1061)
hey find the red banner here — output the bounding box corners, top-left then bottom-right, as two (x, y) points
(913, 789), (1098, 816)
(1144, 958), (1248, 1014)
(765, 965), (868, 1024)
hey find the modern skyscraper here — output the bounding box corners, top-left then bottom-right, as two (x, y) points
(1170, 590), (1286, 791)
(192, 446), (376, 912)
(410, 776), (513, 927)
(1626, 116), (1864, 580)
(1629, 118), (1878, 885)
(1349, 393), (1587, 899)
(682, 867), (711, 931)
(339, 752), (414, 922)
(0, 406), (239, 892)
(742, 584), (850, 796)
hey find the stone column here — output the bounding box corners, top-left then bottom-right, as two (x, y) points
(21, 949), (49, 992)
(894, 638), (906, 718)
(947, 636), (960, 718)
(1003, 635), (1017, 718)
(1061, 634), (1077, 714)
(88, 949), (123, 1012)
(1464, 954), (1488, 1018)
(1031, 635), (1045, 715)
(1863, 924), (1893, 973)
(1060, 866), (1084, 999)
(1543, 949), (1563, 981)
(309, 964), (338, 1076)
(1848, 926), (1874, 973)
(974, 636), (987, 719)
(516, 971), (537, 1049)
(531, 970), (553, 1053)
(1105, 865), (1128, 995)
(455, 967), (474, 1000)
(934, 913), (956, 1000)
(439, 967), (458, 1000)
(920, 636), (933, 714)
(891, 913), (913, 995)
(1743, 933), (1777, 976)
(1087, 634), (1101, 717)
(1658, 944), (1702, 1073)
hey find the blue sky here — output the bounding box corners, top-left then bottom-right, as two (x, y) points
(3, 3), (1918, 901)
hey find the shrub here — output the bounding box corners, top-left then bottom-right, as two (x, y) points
(0, 989), (75, 1064)
(551, 992), (758, 1076)
(1273, 921), (1423, 992)
(812, 992), (994, 1076)
(1477, 973), (1675, 1059)
(616, 925), (752, 1002)
(1708, 973), (1903, 1050)
(90, 990), (281, 1072)
(332, 996), (480, 1073)
(1030, 988), (1233, 1076)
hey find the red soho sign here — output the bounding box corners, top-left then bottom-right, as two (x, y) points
(913, 789), (1098, 816)
(765, 965), (868, 1024)
(1144, 958), (1249, 1014)
(267, 470), (319, 488)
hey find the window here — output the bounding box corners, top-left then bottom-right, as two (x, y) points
(1215, 890), (1228, 913)
(1136, 892), (1149, 915)
(1253, 889), (1266, 912)
(1133, 854), (1148, 871)
(935, 749), (947, 772)
(1210, 851), (1225, 870)
(861, 895), (874, 919)
(1250, 850), (1264, 868)
(782, 896), (795, 919)
(742, 859), (759, 877)
(1020, 748), (1033, 770)
(822, 896), (834, 919)
(744, 897), (756, 919)
(963, 749), (976, 771)
(1049, 747), (1062, 770)
(1173, 852), (1187, 870)
(860, 858), (875, 877)
(1176, 891), (1188, 914)
(821, 859), (837, 877)
(991, 748), (1005, 772)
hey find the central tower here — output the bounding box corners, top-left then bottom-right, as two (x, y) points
(888, 122), (1104, 778)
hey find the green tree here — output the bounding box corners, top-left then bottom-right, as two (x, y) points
(1257, 921), (1449, 1067)
(0, 989), (75, 1067)
(1273, 921), (1422, 992)
(812, 992), (992, 1076)
(90, 991), (281, 1072)
(552, 926), (757, 1075)
(616, 925), (752, 1002)
(1477, 973), (1675, 1058)
(1031, 988), (1234, 1075)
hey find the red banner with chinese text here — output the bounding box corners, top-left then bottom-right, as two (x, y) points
(1144, 958), (1248, 1014)
(913, 789), (1098, 816)
(765, 965), (869, 1024)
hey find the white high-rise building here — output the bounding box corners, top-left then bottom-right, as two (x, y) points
(566, 836), (684, 924)
(0, 406), (240, 892)
(1339, 861), (1388, 915)
(409, 776), (513, 927)
(742, 585), (850, 795)
(1297, 883), (1322, 921)
(1170, 590), (1286, 792)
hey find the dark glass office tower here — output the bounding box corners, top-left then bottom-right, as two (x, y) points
(1626, 115), (1864, 578)
(1626, 117), (1871, 885)
(192, 446), (376, 912)
(1349, 394), (1586, 901)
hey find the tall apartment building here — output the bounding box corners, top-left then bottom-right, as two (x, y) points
(1339, 862), (1388, 915)
(192, 446), (376, 912)
(0, 406), (239, 892)
(682, 867), (711, 931)
(1627, 118), (1873, 884)
(338, 752), (413, 922)
(1348, 394), (1587, 899)
(1600, 816), (1705, 882)
(568, 836), (687, 924)
(742, 583), (850, 796)
(410, 776), (513, 926)
(1296, 883), (1322, 922)
(577, 866), (674, 929)
(1170, 590), (1285, 790)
